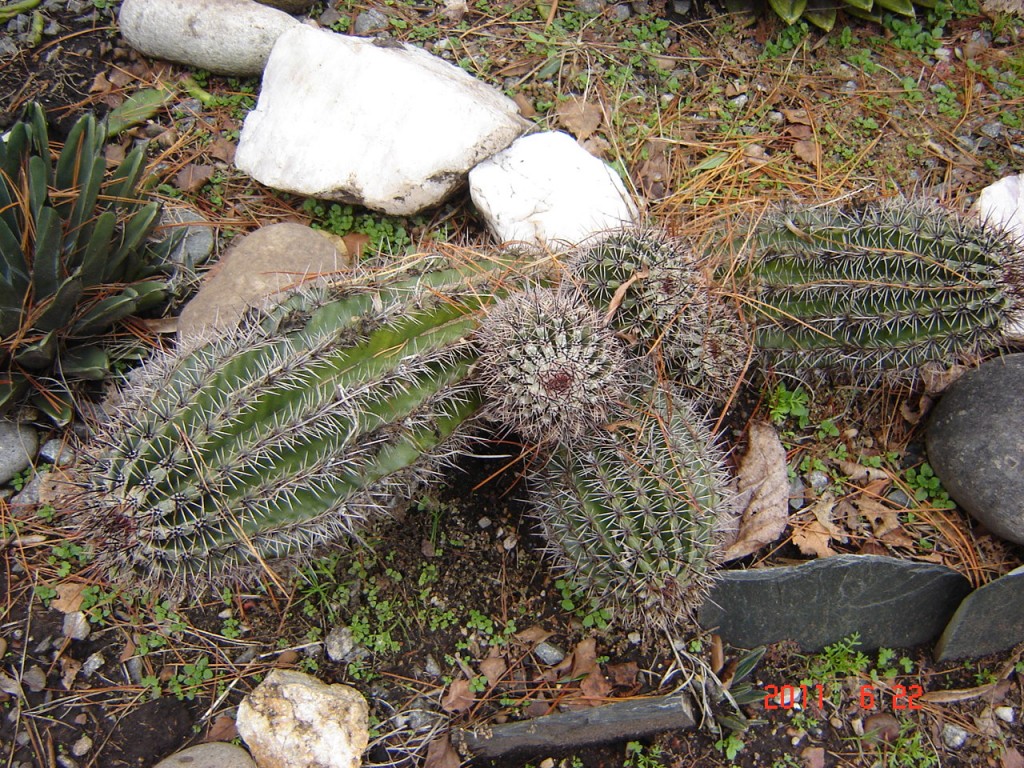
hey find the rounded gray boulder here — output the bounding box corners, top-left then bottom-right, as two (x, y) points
(926, 353), (1024, 544)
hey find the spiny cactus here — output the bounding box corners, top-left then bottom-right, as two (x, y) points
(567, 228), (749, 402)
(72, 256), (532, 596)
(474, 286), (632, 445)
(531, 382), (732, 633)
(745, 198), (1024, 379)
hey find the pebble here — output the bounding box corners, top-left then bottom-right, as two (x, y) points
(38, 439), (74, 466)
(22, 666), (46, 693)
(806, 470), (830, 492)
(788, 476), (808, 510)
(153, 742), (257, 768)
(533, 641), (566, 665)
(81, 653), (104, 677)
(610, 3), (631, 20)
(995, 706), (1015, 723)
(942, 723), (969, 749)
(62, 612), (91, 642)
(71, 735), (92, 757)
(325, 625), (357, 662)
(477, 516), (492, 529)
(424, 655), (442, 678)
(354, 8), (388, 35)
(0, 421), (39, 486)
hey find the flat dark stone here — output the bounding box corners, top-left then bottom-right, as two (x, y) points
(934, 565), (1024, 661)
(699, 555), (971, 652)
(926, 353), (1024, 545)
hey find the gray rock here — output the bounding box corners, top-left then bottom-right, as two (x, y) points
(11, 472), (42, 507)
(325, 625), (357, 662)
(160, 207), (216, 272)
(942, 723), (969, 749)
(699, 554), (971, 652)
(0, 421), (38, 485)
(176, 223), (350, 339)
(153, 742), (256, 768)
(353, 8), (388, 35)
(118, 0), (301, 76)
(574, 0), (607, 13)
(934, 565), (1024, 660)
(533, 641), (566, 666)
(926, 354), (1024, 544)
(38, 438), (74, 466)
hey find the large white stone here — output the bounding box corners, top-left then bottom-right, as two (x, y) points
(118, 0), (300, 77)
(234, 26), (530, 215)
(469, 131), (639, 250)
(972, 174), (1024, 240)
(236, 670), (369, 768)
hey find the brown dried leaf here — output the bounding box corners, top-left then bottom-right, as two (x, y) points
(793, 139), (819, 166)
(786, 124), (814, 140)
(342, 233), (372, 260)
(880, 529), (916, 549)
(855, 497), (901, 537)
(634, 139), (672, 199)
(118, 638), (137, 664)
(514, 625), (553, 644)
(205, 715), (238, 743)
(570, 636), (612, 704)
(607, 661), (639, 688)
(570, 637), (600, 679)
(208, 137), (236, 164)
(90, 71), (113, 94)
(423, 734), (461, 768)
(52, 583), (89, 614)
(441, 677), (475, 714)
(581, 134), (612, 159)
(555, 96), (603, 140)
(793, 519), (837, 558)
(60, 657), (81, 690)
(722, 422), (790, 561)
(1001, 747), (1024, 768)
(836, 460), (890, 485)
(782, 108), (812, 125)
(479, 656), (507, 688)
(174, 164), (215, 194)
(513, 92), (537, 119)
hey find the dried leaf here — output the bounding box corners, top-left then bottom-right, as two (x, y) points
(570, 637), (611, 704)
(52, 583), (89, 614)
(880, 529), (916, 549)
(479, 656), (507, 688)
(441, 677), (474, 714)
(118, 638), (137, 664)
(514, 625), (552, 644)
(1002, 747), (1024, 768)
(782, 108), (812, 125)
(513, 92), (537, 118)
(855, 497), (901, 537)
(555, 96), (603, 140)
(424, 734), (461, 768)
(60, 657), (81, 690)
(793, 519), (837, 558)
(793, 139), (819, 166)
(90, 71), (113, 94)
(634, 139), (672, 199)
(836, 460), (890, 485)
(205, 715), (238, 743)
(570, 637), (600, 679)
(722, 422), (790, 561)
(174, 164), (215, 194)
(607, 661), (639, 688)
(208, 137), (236, 164)
(342, 233), (372, 260)
(581, 134), (612, 159)
(801, 746), (826, 768)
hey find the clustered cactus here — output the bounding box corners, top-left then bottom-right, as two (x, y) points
(70, 187), (1024, 634)
(744, 198), (1024, 381)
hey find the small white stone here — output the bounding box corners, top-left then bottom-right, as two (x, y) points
(62, 612), (91, 642)
(477, 517), (492, 529)
(71, 735), (92, 757)
(81, 653), (104, 677)
(21, 667), (46, 693)
(469, 131), (639, 250)
(942, 723), (969, 749)
(994, 706), (1015, 723)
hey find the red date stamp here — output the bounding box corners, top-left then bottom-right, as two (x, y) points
(764, 683), (924, 711)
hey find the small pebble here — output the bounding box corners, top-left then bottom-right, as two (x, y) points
(325, 625), (357, 662)
(424, 655), (442, 678)
(22, 666), (46, 693)
(353, 8), (388, 35)
(995, 706), (1015, 723)
(71, 735), (92, 757)
(942, 723), (969, 749)
(533, 641), (566, 665)
(477, 517), (492, 529)
(62, 612), (90, 642)
(81, 653), (104, 677)
(38, 438), (74, 466)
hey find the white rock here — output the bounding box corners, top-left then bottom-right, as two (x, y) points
(234, 26), (529, 215)
(995, 706), (1015, 723)
(236, 669), (369, 768)
(118, 0), (301, 77)
(469, 131), (639, 250)
(972, 174), (1024, 240)
(941, 723), (969, 749)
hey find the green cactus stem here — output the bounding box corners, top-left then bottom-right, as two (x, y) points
(567, 227), (749, 402)
(72, 255), (532, 596)
(746, 199), (1024, 379)
(532, 382), (731, 634)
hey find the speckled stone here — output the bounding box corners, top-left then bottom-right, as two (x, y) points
(153, 742), (256, 768)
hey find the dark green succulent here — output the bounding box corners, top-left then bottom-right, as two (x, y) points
(724, 0), (934, 32)
(0, 104), (179, 423)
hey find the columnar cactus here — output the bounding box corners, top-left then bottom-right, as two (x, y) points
(531, 383), (731, 633)
(72, 256), (532, 595)
(746, 199), (1024, 378)
(567, 228), (749, 401)
(474, 286), (632, 445)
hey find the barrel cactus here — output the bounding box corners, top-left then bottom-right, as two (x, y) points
(567, 227), (749, 402)
(474, 286), (632, 445)
(531, 382), (732, 633)
(71, 256), (532, 596)
(744, 198), (1024, 380)
(0, 104), (180, 423)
